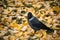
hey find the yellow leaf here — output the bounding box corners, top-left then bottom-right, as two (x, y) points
(24, 32), (27, 34)
(53, 6), (60, 12)
(0, 25), (3, 30)
(10, 21), (19, 28)
(27, 8), (35, 14)
(42, 31), (47, 38)
(23, 21), (28, 26)
(47, 18), (52, 24)
(9, 36), (16, 40)
(20, 36), (25, 40)
(35, 31), (43, 38)
(17, 25), (22, 31)
(15, 32), (23, 37)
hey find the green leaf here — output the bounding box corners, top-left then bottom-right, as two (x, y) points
(22, 2), (33, 8)
(16, 18), (22, 24)
(50, 2), (58, 7)
(3, 0), (8, 9)
(4, 31), (10, 36)
(34, 7), (39, 12)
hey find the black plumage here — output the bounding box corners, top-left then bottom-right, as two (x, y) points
(27, 12), (54, 33)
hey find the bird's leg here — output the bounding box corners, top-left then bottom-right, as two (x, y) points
(31, 30), (36, 36)
(34, 30), (36, 33)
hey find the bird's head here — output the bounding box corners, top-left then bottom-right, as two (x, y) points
(27, 12), (33, 20)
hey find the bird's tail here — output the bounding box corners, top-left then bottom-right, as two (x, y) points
(45, 27), (54, 33)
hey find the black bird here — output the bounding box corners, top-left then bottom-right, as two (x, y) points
(27, 12), (54, 33)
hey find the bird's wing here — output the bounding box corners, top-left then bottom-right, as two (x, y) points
(29, 17), (42, 28)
